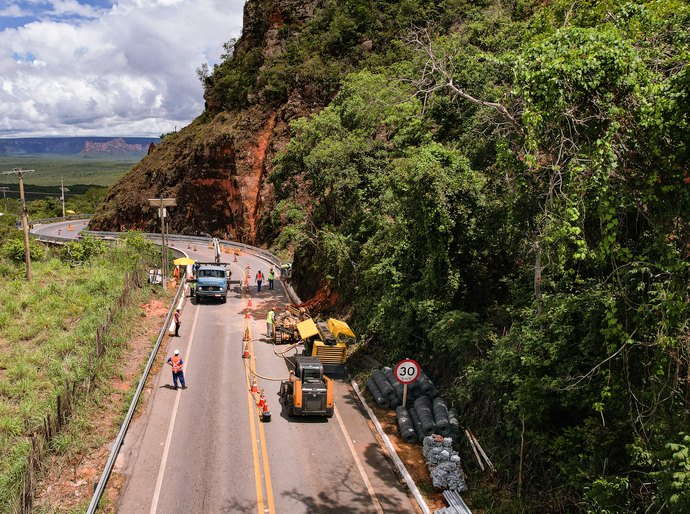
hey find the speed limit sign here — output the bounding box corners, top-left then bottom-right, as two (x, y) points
(394, 359), (420, 384)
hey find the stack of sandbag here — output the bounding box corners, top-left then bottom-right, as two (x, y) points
(422, 435), (467, 492)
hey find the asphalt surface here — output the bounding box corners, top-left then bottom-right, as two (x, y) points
(28, 223), (419, 513)
(103, 242), (420, 514)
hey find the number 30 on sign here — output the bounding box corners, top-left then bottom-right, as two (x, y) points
(394, 359), (420, 384)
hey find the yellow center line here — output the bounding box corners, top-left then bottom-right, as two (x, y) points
(244, 330), (264, 514)
(252, 341), (276, 514)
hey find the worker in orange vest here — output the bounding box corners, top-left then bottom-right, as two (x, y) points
(255, 270), (264, 292)
(173, 266), (180, 284)
(166, 349), (186, 390)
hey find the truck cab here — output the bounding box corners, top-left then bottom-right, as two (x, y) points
(195, 263), (229, 303)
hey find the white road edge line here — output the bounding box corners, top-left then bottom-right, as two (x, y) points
(333, 404), (384, 514)
(351, 380), (432, 514)
(149, 306), (201, 514)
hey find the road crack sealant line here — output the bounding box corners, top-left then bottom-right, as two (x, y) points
(351, 380), (432, 514)
(87, 278), (187, 514)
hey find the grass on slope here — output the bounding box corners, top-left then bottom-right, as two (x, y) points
(0, 248), (159, 511)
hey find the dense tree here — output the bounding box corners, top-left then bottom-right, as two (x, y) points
(263, 0), (690, 511)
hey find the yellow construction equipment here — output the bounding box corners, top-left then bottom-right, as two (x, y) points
(296, 318), (356, 375)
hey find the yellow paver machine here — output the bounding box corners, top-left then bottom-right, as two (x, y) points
(296, 318), (356, 375)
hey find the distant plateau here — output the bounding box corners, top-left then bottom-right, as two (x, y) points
(0, 137), (160, 157)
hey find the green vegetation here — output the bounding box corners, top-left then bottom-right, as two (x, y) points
(238, 0), (690, 511)
(0, 155), (140, 187)
(0, 224), (160, 511)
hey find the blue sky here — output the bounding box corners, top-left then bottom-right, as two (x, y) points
(0, 1), (245, 137)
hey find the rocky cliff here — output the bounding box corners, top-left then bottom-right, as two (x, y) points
(89, 0), (323, 241)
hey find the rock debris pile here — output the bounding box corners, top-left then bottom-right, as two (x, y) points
(423, 435), (468, 492)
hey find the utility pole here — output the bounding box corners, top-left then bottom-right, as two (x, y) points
(1, 168), (35, 280)
(60, 178), (69, 218)
(0, 187), (9, 212)
(147, 197), (176, 286)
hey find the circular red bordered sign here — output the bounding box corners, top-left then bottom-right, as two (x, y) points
(394, 359), (420, 384)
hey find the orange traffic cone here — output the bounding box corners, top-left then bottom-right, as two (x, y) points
(242, 341), (250, 359)
(187, 243), (191, 249)
(233, 253), (237, 262)
(243, 327), (250, 341)
(248, 298), (253, 308)
(251, 378), (259, 393)
(261, 401), (271, 422)
(258, 390), (265, 408)
(245, 310), (250, 319)
(246, 264), (251, 270)
(57, 229), (61, 235)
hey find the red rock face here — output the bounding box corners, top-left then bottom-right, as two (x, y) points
(88, 0), (322, 244)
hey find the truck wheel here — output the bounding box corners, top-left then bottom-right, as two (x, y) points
(195, 294), (200, 303)
(221, 296), (227, 303)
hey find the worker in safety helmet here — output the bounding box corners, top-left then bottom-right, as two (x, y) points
(268, 267), (275, 290)
(166, 349), (186, 390)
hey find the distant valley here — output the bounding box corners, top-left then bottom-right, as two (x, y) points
(0, 137), (159, 196)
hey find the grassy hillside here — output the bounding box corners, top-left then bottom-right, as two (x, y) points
(0, 226), (161, 511)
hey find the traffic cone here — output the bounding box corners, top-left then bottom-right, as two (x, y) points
(170, 241), (175, 247)
(261, 401), (271, 422)
(246, 264), (251, 270)
(245, 310), (250, 319)
(242, 341), (250, 359)
(187, 243), (191, 249)
(244, 327), (250, 341)
(193, 245), (197, 251)
(233, 253), (237, 262)
(248, 298), (252, 308)
(251, 378), (259, 393)
(57, 229), (61, 235)
(257, 390), (265, 408)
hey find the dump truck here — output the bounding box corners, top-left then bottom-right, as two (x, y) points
(279, 356), (334, 417)
(194, 263), (231, 303)
(296, 318), (356, 375)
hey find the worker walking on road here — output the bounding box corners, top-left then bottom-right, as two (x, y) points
(266, 307), (275, 338)
(268, 267), (275, 290)
(256, 270), (264, 292)
(166, 349), (186, 390)
(173, 308), (181, 337)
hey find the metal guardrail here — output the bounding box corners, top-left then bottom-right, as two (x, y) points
(31, 228), (283, 269)
(86, 278), (186, 514)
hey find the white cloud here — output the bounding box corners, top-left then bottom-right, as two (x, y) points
(0, 0), (245, 137)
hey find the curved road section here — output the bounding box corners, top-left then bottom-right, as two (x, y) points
(34, 222), (419, 513)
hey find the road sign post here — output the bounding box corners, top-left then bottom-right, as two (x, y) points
(394, 358), (420, 407)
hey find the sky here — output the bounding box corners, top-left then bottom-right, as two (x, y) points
(0, 0), (246, 138)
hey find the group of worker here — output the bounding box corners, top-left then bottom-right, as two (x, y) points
(254, 267), (275, 292)
(165, 265), (279, 391)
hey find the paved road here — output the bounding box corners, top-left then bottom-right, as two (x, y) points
(32, 218), (88, 239)
(111, 242), (418, 513)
